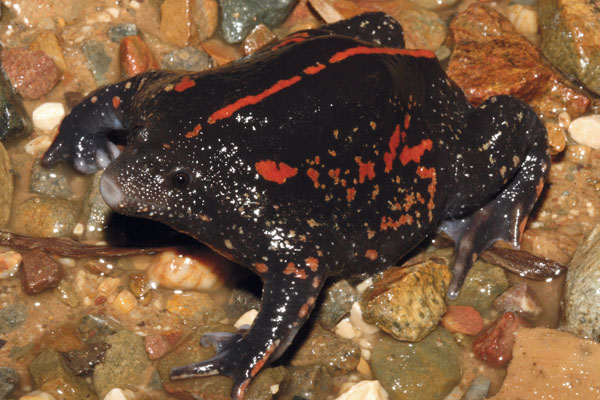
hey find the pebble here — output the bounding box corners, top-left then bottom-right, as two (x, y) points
(279, 365), (332, 400)
(29, 31), (68, 72)
(371, 327), (461, 400)
(166, 292), (225, 322)
(193, 0), (219, 42)
(21, 249), (62, 295)
(29, 158), (72, 199)
(145, 334), (172, 360)
(219, 0), (297, 44)
(234, 308), (258, 329)
(441, 305), (484, 336)
(0, 250), (21, 279)
(56, 280), (80, 307)
(32, 102), (65, 131)
(82, 40), (113, 85)
(1, 47), (61, 99)
(360, 259), (450, 341)
(407, 0), (458, 11)
(564, 223), (600, 339)
(507, 4), (538, 36)
(492, 283), (543, 321)
(13, 196), (79, 238)
(242, 24), (278, 55)
(0, 303), (27, 335)
(0, 72), (30, 140)
(162, 46), (213, 71)
(472, 312), (528, 368)
(147, 248), (232, 291)
(0, 367), (20, 399)
(568, 115), (600, 149)
(18, 391), (57, 400)
(350, 301), (379, 335)
(160, 0), (194, 47)
(103, 388), (136, 400)
(107, 24), (140, 43)
(119, 35), (159, 77)
(63, 342), (110, 375)
(315, 279), (359, 328)
(111, 289), (138, 314)
(0, 142), (13, 227)
(334, 380), (389, 400)
(24, 135), (53, 155)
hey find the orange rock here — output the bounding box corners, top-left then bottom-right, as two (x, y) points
(119, 36), (159, 77)
(242, 24), (278, 55)
(441, 305), (484, 335)
(160, 0), (195, 47)
(201, 38), (242, 66)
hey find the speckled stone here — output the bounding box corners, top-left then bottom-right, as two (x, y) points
(107, 23), (140, 43)
(162, 46), (213, 71)
(564, 224), (600, 340)
(315, 279), (359, 328)
(29, 158), (72, 199)
(0, 142), (13, 227)
(361, 259), (451, 341)
(0, 303), (27, 335)
(82, 40), (113, 85)
(13, 196), (78, 238)
(371, 328), (462, 400)
(0, 74), (30, 140)
(0, 367), (19, 399)
(219, 0), (297, 44)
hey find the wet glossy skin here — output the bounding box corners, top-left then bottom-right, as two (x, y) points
(43, 12), (549, 400)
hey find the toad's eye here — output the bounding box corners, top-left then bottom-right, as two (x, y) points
(171, 170), (191, 189)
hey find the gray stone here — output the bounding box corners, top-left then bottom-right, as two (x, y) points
(82, 40), (112, 85)
(314, 279), (358, 328)
(0, 71), (30, 140)
(77, 314), (118, 343)
(107, 23), (140, 43)
(162, 46), (213, 71)
(564, 224), (600, 340)
(29, 158), (72, 199)
(448, 260), (509, 319)
(0, 367), (19, 399)
(464, 376), (491, 400)
(82, 171), (113, 241)
(219, 0), (297, 44)
(93, 330), (151, 397)
(0, 142), (13, 228)
(0, 303), (27, 335)
(371, 328), (462, 400)
(278, 365), (333, 400)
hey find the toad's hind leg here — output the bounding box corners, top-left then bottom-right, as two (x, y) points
(441, 96), (550, 299)
(170, 264), (325, 400)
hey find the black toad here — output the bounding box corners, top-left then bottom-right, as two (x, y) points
(43, 12), (549, 400)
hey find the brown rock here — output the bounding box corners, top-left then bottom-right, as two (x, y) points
(472, 312), (528, 368)
(441, 305), (484, 336)
(21, 249), (63, 295)
(161, 0), (195, 47)
(242, 24), (278, 56)
(119, 36), (159, 77)
(201, 39), (242, 66)
(193, 0), (218, 42)
(447, 5), (589, 153)
(145, 335), (171, 360)
(29, 31), (68, 72)
(1, 47), (61, 100)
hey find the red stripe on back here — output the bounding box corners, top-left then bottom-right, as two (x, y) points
(329, 47), (435, 63)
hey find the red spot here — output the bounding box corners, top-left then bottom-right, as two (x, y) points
(303, 63), (326, 75)
(404, 114), (411, 130)
(399, 139), (433, 166)
(305, 257), (319, 272)
(250, 342), (278, 378)
(355, 157), (375, 183)
(365, 249), (378, 261)
(417, 166), (437, 220)
(329, 46), (435, 63)
(270, 32), (310, 51)
(383, 125), (401, 173)
(185, 123), (202, 138)
(307, 167), (320, 188)
(112, 96), (121, 108)
(380, 214), (414, 231)
(255, 263), (269, 273)
(255, 160), (298, 184)
(208, 76), (302, 124)
(174, 76), (196, 92)
(346, 187), (356, 202)
(162, 143), (171, 149)
(283, 262), (307, 279)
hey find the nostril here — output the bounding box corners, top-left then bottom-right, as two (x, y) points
(99, 173), (124, 209)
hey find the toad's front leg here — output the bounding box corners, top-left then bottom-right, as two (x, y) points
(170, 259), (326, 400)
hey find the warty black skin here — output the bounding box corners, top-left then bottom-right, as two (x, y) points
(43, 12), (549, 400)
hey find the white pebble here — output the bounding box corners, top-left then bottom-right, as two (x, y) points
(355, 277), (373, 293)
(130, 0), (141, 9)
(24, 135), (53, 155)
(19, 391), (57, 400)
(507, 4), (538, 36)
(334, 380), (389, 400)
(0, 250), (21, 279)
(234, 309), (258, 329)
(568, 115), (600, 149)
(32, 102), (65, 131)
(335, 317), (357, 339)
(105, 7), (120, 18)
(103, 388), (136, 400)
(350, 302), (380, 335)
